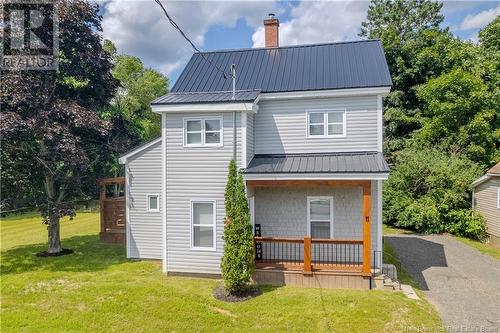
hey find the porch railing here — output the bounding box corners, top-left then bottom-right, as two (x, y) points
(254, 236), (364, 274)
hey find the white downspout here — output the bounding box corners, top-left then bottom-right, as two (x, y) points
(231, 64), (237, 163)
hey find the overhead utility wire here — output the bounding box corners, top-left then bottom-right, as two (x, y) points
(153, 0), (232, 78)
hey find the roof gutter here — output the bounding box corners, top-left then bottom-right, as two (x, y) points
(118, 137), (162, 164)
(243, 173), (390, 180)
(260, 86), (391, 101)
(471, 173), (499, 187)
(151, 102), (258, 113)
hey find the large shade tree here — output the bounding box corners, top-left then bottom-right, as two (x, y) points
(97, 40), (169, 179)
(0, 0), (118, 254)
(360, 0), (447, 155)
(104, 41), (169, 142)
(363, 0), (498, 237)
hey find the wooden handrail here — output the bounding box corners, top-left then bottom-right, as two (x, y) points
(312, 238), (363, 244)
(253, 236), (304, 244)
(253, 236), (362, 245)
(98, 177), (125, 185)
(253, 236), (364, 275)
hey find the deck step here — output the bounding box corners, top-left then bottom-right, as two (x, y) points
(372, 274), (401, 291)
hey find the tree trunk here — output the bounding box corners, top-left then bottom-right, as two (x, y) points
(42, 166), (63, 254)
(47, 212), (62, 253)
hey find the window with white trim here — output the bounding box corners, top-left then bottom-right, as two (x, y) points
(307, 197), (333, 238)
(147, 194), (159, 212)
(184, 117), (222, 146)
(307, 110), (346, 137)
(191, 201), (216, 250)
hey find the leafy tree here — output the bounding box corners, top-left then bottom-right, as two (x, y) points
(384, 147), (486, 239)
(0, 0), (118, 254)
(221, 160), (254, 293)
(360, 0), (498, 240)
(0, 148), (44, 211)
(416, 69), (499, 166)
(360, 1), (459, 156)
(476, 17), (500, 95)
(478, 16), (500, 52)
(106, 42), (169, 141)
(360, 0), (444, 40)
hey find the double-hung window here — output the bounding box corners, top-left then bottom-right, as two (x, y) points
(307, 197), (333, 239)
(184, 117), (222, 147)
(307, 110), (346, 137)
(191, 201), (216, 250)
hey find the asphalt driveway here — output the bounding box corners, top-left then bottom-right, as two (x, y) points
(385, 234), (500, 330)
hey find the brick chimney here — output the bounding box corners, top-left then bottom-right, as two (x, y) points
(264, 13), (279, 48)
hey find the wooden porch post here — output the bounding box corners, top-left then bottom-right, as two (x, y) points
(303, 236), (312, 275)
(362, 182), (371, 276)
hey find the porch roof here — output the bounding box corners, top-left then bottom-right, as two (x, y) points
(244, 152), (389, 175)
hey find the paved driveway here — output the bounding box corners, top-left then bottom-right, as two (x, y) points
(385, 234), (500, 330)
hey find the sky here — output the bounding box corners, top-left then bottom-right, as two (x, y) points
(100, 0), (500, 85)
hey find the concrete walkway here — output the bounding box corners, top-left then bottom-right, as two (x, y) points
(385, 234), (500, 330)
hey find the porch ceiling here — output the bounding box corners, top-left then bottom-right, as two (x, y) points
(244, 152), (389, 175)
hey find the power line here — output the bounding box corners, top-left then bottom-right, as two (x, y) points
(153, 0), (232, 78)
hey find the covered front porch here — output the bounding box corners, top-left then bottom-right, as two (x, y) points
(244, 152), (389, 289)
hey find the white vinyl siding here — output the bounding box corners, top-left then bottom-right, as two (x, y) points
(255, 96), (378, 154)
(126, 140), (163, 259)
(474, 178), (500, 238)
(246, 113), (255, 166)
(165, 112), (242, 274)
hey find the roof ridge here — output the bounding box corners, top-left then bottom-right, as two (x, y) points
(167, 89), (261, 95)
(195, 39), (381, 55)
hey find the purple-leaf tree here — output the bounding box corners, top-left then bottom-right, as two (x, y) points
(0, 0), (118, 254)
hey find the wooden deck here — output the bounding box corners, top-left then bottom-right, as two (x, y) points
(253, 268), (369, 289)
(98, 177), (126, 244)
(255, 261), (363, 273)
(253, 236), (370, 289)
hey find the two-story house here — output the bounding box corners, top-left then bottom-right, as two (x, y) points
(119, 16), (392, 289)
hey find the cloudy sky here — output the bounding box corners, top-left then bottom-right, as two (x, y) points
(100, 0), (500, 85)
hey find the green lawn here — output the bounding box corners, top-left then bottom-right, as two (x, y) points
(455, 236), (500, 259)
(1, 213), (442, 332)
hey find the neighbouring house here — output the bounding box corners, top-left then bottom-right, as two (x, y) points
(118, 15), (392, 289)
(472, 162), (500, 247)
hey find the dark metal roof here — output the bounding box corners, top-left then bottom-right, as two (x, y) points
(171, 40), (392, 94)
(151, 90), (261, 105)
(245, 152), (390, 174)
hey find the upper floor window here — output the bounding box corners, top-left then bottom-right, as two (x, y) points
(184, 117), (223, 147)
(307, 110), (346, 138)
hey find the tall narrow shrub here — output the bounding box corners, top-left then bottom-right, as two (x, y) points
(221, 160), (255, 293)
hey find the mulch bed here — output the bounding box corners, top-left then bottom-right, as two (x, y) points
(36, 248), (74, 257)
(213, 285), (262, 302)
